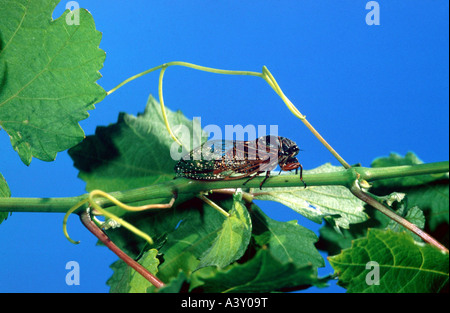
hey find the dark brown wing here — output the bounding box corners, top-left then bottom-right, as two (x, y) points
(175, 136), (281, 181)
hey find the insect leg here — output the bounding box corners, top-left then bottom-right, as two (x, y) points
(242, 171), (265, 186)
(299, 164), (306, 188)
(259, 171), (271, 189)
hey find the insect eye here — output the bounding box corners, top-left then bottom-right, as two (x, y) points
(289, 146), (299, 155)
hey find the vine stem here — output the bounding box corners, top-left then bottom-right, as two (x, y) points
(1, 162), (448, 213)
(349, 181), (449, 253)
(79, 209), (165, 289)
(106, 61), (350, 168)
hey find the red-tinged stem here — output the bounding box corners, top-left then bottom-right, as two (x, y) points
(350, 182), (449, 254)
(79, 210), (165, 289)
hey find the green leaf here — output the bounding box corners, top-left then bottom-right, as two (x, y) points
(329, 229), (449, 293)
(156, 196), (232, 283)
(192, 249), (327, 293)
(102, 200), (195, 259)
(404, 182), (449, 231)
(319, 153), (448, 257)
(107, 249), (160, 293)
(386, 206), (425, 241)
(0, 172), (11, 224)
(69, 95), (206, 193)
(154, 270), (189, 293)
(371, 152), (448, 232)
(0, 0), (105, 164)
(251, 204), (324, 268)
(254, 163), (367, 229)
(318, 202), (425, 256)
(197, 191), (252, 269)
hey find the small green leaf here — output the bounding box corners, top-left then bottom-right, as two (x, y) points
(0, 172), (11, 224)
(107, 249), (160, 293)
(197, 191), (252, 269)
(254, 164), (367, 229)
(0, 0), (105, 164)
(329, 229), (449, 293)
(386, 206), (425, 241)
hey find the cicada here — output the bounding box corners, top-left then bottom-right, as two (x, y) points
(174, 135), (305, 188)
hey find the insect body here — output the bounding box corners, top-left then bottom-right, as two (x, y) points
(174, 135), (305, 188)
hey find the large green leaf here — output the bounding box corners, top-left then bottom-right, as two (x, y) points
(251, 204), (324, 268)
(0, 0), (105, 164)
(69, 95), (206, 193)
(329, 229), (449, 293)
(0, 172), (11, 224)
(254, 163), (367, 229)
(191, 249), (327, 293)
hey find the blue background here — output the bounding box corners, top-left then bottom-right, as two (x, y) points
(0, 1), (448, 293)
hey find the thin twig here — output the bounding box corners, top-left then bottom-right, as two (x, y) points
(79, 209), (165, 289)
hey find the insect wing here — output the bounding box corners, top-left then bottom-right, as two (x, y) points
(180, 139), (231, 161)
(176, 139), (234, 180)
(176, 136), (283, 180)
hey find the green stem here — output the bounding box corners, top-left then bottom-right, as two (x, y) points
(356, 161), (449, 181)
(1, 162), (447, 214)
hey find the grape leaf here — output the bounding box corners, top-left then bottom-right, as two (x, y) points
(386, 205), (425, 241)
(197, 191), (252, 269)
(107, 249), (160, 293)
(318, 200), (426, 256)
(251, 204), (324, 268)
(404, 182), (449, 231)
(371, 152), (449, 231)
(154, 270), (188, 293)
(0, 172), (11, 224)
(191, 249), (327, 293)
(69, 94), (206, 193)
(155, 197), (232, 282)
(254, 163), (367, 229)
(0, 0), (105, 164)
(329, 229), (449, 293)
(319, 152), (448, 257)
